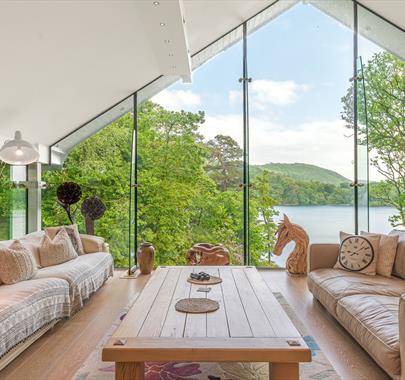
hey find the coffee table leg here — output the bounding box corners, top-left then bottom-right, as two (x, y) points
(269, 362), (298, 380)
(115, 362), (145, 380)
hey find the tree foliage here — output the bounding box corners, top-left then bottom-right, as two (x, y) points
(42, 102), (279, 267)
(0, 164), (27, 240)
(0, 164), (12, 239)
(206, 134), (243, 191)
(40, 74), (404, 269)
(42, 114), (132, 265)
(341, 52), (405, 226)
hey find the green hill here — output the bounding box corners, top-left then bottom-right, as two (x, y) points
(251, 163), (350, 185)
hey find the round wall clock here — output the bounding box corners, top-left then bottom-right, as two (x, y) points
(339, 236), (374, 271)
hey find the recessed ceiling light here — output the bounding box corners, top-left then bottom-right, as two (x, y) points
(160, 22), (165, 26)
(153, 1), (159, 5)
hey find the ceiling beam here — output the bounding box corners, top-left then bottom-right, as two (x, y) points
(135, 0), (191, 82)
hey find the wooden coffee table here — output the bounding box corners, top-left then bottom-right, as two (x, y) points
(102, 266), (311, 380)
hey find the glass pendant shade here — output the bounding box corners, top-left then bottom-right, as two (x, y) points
(0, 130), (39, 165)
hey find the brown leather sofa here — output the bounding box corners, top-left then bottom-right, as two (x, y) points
(308, 230), (405, 379)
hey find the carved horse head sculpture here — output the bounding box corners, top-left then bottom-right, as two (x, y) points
(274, 214), (309, 275)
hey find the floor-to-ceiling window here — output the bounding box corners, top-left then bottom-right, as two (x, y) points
(137, 28), (245, 266)
(356, 5), (405, 233)
(42, 0), (404, 269)
(246, 1), (355, 267)
(133, 0), (404, 268)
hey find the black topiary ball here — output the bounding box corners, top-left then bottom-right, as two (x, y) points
(57, 182), (82, 206)
(81, 196), (106, 220)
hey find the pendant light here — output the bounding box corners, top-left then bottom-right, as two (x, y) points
(0, 130), (39, 165)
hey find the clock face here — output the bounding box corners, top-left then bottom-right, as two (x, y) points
(339, 236), (374, 271)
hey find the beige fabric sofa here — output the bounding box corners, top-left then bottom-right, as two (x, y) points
(0, 231), (113, 365)
(308, 230), (405, 379)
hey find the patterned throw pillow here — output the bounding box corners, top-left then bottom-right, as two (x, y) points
(361, 231), (399, 277)
(0, 240), (38, 284)
(45, 224), (84, 255)
(39, 228), (78, 267)
(334, 232), (380, 275)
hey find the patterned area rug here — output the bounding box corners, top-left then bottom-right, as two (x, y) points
(73, 292), (340, 380)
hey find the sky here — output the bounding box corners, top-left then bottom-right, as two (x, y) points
(152, 3), (383, 181)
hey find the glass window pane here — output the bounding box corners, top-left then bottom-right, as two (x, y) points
(358, 5), (405, 232)
(42, 112), (133, 267)
(0, 164), (27, 239)
(138, 27), (244, 266)
(248, 1), (354, 267)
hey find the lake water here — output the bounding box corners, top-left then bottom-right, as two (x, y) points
(271, 205), (400, 267)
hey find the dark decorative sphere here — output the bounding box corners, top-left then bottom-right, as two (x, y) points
(57, 182), (82, 206)
(81, 196), (106, 220)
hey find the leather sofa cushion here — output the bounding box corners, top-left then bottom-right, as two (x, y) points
(308, 268), (405, 315)
(336, 294), (400, 377)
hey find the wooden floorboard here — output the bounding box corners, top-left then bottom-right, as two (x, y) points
(0, 270), (150, 380)
(0, 269), (390, 380)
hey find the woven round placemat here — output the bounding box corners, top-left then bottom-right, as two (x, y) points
(187, 275), (222, 285)
(175, 298), (219, 314)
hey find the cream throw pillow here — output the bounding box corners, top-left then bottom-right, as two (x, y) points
(361, 231), (399, 277)
(39, 228), (78, 267)
(0, 240), (37, 284)
(45, 224), (84, 255)
(334, 232), (380, 275)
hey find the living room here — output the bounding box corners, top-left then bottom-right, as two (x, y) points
(0, 1), (404, 379)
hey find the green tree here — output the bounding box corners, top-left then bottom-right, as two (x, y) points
(205, 134), (243, 191)
(137, 102), (208, 265)
(42, 114), (132, 266)
(41, 101), (279, 268)
(250, 170), (278, 265)
(0, 163), (13, 239)
(341, 52), (405, 225)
